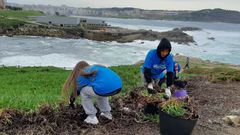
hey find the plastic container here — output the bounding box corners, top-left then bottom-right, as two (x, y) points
(144, 102), (159, 115)
(159, 110), (198, 135)
(174, 90), (188, 98)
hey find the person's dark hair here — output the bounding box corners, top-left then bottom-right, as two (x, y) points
(157, 38), (171, 59)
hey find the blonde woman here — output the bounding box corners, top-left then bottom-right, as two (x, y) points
(62, 61), (122, 124)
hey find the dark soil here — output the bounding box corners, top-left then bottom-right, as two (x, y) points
(0, 104), (158, 135)
(187, 77), (240, 135)
(1, 77), (240, 135)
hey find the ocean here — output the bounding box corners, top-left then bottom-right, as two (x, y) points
(0, 17), (240, 68)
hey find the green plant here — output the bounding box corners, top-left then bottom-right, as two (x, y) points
(140, 89), (166, 101)
(142, 114), (159, 122)
(161, 99), (187, 117)
(140, 89), (151, 97)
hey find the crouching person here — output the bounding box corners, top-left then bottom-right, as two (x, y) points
(62, 61), (122, 124)
(141, 38), (174, 97)
(158, 60), (182, 88)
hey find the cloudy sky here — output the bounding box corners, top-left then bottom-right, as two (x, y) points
(7, 0), (240, 11)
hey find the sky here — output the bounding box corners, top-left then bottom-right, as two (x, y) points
(7, 0), (240, 11)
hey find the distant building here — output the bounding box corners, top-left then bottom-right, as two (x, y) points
(80, 18), (108, 27)
(36, 16), (80, 27)
(35, 16), (108, 27)
(0, 0), (6, 9)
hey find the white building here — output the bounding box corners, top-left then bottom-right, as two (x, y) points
(36, 16), (80, 27)
(35, 16), (108, 27)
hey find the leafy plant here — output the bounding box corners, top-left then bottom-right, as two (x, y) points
(142, 114), (159, 123)
(161, 99), (187, 117)
(140, 90), (166, 101)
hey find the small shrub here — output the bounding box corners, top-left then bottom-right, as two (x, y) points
(161, 99), (186, 117)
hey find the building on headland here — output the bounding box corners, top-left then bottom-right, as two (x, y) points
(0, 0), (6, 9)
(35, 16), (80, 27)
(35, 16), (108, 28)
(80, 18), (108, 27)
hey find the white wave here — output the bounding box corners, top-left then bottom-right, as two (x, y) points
(0, 19), (240, 66)
(108, 22), (172, 32)
(0, 53), (97, 69)
(0, 51), (18, 56)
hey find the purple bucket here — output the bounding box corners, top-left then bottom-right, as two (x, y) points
(174, 90), (188, 98)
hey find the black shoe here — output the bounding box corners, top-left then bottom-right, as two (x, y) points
(69, 102), (76, 109)
(174, 80), (187, 88)
(147, 88), (157, 94)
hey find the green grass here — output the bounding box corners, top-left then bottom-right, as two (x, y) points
(0, 65), (143, 110)
(175, 56), (240, 82)
(0, 67), (69, 110)
(0, 10), (43, 29)
(0, 18), (26, 29)
(0, 10), (43, 19)
(184, 67), (240, 82)
(110, 65), (143, 94)
(0, 63), (240, 111)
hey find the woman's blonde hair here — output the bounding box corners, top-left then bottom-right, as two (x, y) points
(62, 61), (97, 100)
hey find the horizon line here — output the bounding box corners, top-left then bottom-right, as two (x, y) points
(7, 2), (240, 12)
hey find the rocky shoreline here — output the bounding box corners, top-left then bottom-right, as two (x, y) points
(0, 25), (198, 44)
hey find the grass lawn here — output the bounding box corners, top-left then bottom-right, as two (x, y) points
(0, 10), (43, 29)
(0, 65), (143, 110)
(0, 61), (239, 110)
(0, 10), (43, 19)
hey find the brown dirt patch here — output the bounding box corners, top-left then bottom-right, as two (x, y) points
(0, 104), (159, 135)
(187, 77), (240, 135)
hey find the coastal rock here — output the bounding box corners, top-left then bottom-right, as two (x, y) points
(160, 29), (194, 44)
(208, 37), (215, 41)
(19, 27), (67, 37)
(173, 27), (201, 31)
(85, 27), (195, 44)
(1, 26), (195, 44)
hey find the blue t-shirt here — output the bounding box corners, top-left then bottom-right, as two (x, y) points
(77, 65), (122, 96)
(142, 49), (174, 79)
